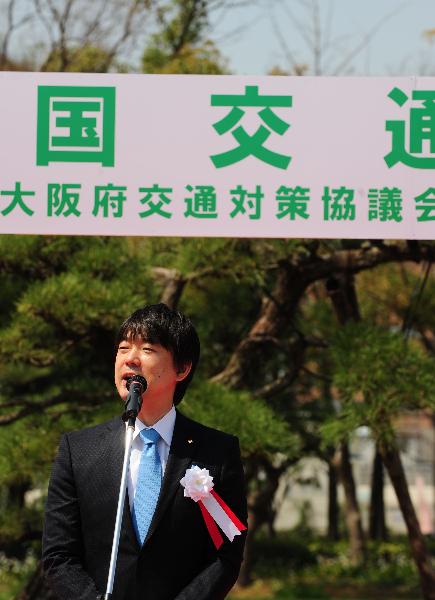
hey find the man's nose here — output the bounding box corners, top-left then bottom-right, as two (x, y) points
(125, 347), (141, 365)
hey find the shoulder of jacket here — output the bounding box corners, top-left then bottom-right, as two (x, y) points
(176, 410), (238, 446)
(64, 415), (122, 443)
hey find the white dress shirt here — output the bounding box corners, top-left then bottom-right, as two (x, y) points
(127, 406), (176, 511)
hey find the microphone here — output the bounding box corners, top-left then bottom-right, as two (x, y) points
(122, 375), (147, 424)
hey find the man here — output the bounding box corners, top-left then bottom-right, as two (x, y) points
(42, 304), (247, 600)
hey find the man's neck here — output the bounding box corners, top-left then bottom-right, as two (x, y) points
(137, 404), (174, 427)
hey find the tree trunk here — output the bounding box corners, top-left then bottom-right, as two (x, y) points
(327, 459), (340, 541)
(379, 441), (435, 600)
(153, 267), (187, 309)
(369, 446), (387, 541)
(213, 264), (307, 388)
(237, 508), (255, 587)
(334, 443), (366, 564)
(237, 460), (284, 587)
(326, 275), (366, 562)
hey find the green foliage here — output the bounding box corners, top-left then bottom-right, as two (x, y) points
(321, 322), (435, 446)
(143, 41), (227, 74)
(43, 45), (111, 72)
(358, 262), (435, 336)
(181, 381), (300, 459)
(0, 417), (61, 486)
(251, 531), (318, 578)
(0, 552), (37, 600)
(142, 0), (227, 74)
(0, 237), (153, 366)
(0, 236), (158, 555)
(228, 534), (421, 600)
(157, 0), (209, 47)
(0, 235), (90, 276)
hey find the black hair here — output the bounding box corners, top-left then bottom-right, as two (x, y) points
(115, 303), (200, 405)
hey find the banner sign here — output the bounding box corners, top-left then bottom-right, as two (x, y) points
(1, 72), (435, 239)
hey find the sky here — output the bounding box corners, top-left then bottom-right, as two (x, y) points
(4, 0), (435, 76)
(211, 0), (435, 76)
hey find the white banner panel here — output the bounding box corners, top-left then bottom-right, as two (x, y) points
(0, 72), (434, 238)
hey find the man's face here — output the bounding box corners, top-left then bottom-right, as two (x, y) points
(114, 336), (189, 415)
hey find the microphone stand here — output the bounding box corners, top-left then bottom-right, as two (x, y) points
(104, 378), (146, 600)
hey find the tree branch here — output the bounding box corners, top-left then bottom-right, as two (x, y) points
(0, 391), (112, 426)
(213, 241), (435, 389)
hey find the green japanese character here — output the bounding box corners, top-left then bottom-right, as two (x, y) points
(385, 87), (435, 169)
(47, 183), (81, 217)
(323, 186), (355, 221)
(415, 188), (435, 221)
(93, 183), (126, 218)
(229, 185), (262, 219)
(368, 187), (403, 222)
(210, 86), (292, 169)
(139, 184), (172, 219)
(185, 185), (217, 218)
(37, 86), (116, 166)
(1, 182), (35, 216)
(275, 185), (310, 219)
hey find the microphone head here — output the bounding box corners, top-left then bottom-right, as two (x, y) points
(126, 375), (147, 393)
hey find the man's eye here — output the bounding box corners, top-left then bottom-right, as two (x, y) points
(118, 346), (129, 351)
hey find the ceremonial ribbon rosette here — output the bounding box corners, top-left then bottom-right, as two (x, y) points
(180, 465), (247, 549)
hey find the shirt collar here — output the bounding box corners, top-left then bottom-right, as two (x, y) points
(133, 405), (176, 447)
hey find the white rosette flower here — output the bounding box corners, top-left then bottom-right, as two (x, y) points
(180, 465), (214, 502)
(180, 465), (246, 545)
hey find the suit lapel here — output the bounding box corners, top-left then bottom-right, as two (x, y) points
(143, 411), (197, 544)
(104, 416), (125, 483)
(104, 417), (139, 550)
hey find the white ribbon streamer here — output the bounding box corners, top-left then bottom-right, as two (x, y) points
(180, 465), (243, 542)
(202, 495), (242, 542)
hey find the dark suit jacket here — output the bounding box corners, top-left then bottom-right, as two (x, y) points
(42, 410), (247, 600)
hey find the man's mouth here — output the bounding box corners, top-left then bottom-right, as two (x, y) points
(121, 372), (137, 386)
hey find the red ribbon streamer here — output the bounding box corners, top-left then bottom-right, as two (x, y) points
(210, 490), (247, 531)
(198, 500), (224, 549)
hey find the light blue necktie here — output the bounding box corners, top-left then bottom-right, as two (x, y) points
(132, 428), (162, 545)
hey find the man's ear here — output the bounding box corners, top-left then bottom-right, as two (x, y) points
(176, 362), (192, 382)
